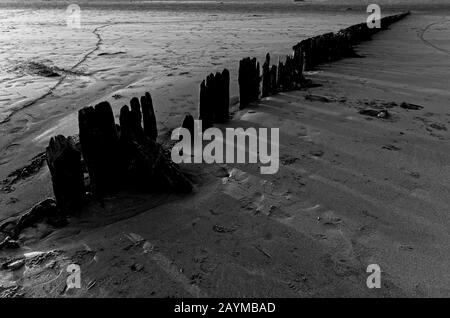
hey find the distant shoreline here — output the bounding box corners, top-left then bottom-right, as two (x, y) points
(1, 1), (450, 14)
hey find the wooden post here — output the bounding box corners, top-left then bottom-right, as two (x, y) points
(212, 71), (221, 123)
(118, 104), (135, 183)
(199, 76), (212, 129)
(214, 69), (230, 123)
(277, 58), (284, 91)
(252, 58), (260, 102)
(238, 58), (249, 109)
(293, 47), (303, 87)
(285, 55), (293, 90)
(270, 65), (277, 94)
(130, 97), (144, 140)
(119, 105), (132, 141)
(239, 57), (260, 108)
(204, 73), (215, 128)
(261, 53), (271, 98)
(180, 113), (195, 152)
(311, 37), (318, 67)
(141, 92), (158, 141)
(182, 113), (195, 137)
(78, 101), (119, 194)
(221, 68), (230, 122)
(46, 135), (84, 212)
(199, 79), (208, 125)
(303, 38), (312, 71)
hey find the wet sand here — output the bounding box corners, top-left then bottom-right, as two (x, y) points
(1, 3), (450, 297)
(0, 3), (371, 221)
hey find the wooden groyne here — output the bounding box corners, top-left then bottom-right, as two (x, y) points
(293, 11), (411, 71)
(0, 12), (410, 249)
(232, 11), (410, 110)
(1, 93), (195, 244)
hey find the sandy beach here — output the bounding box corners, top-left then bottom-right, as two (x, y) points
(0, 2), (376, 226)
(1, 1), (450, 298)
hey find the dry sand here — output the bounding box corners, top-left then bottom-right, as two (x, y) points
(1, 4), (450, 297)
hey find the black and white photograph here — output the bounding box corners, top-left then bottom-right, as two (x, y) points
(0, 0), (449, 303)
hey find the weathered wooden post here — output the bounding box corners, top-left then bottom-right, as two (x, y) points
(239, 57), (260, 108)
(283, 56), (289, 90)
(182, 113), (195, 137)
(212, 71), (221, 123)
(199, 80), (208, 125)
(270, 65), (277, 94)
(328, 33), (337, 62)
(251, 58), (260, 102)
(277, 58), (284, 91)
(261, 53), (271, 98)
(119, 105), (132, 140)
(46, 135), (85, 212)
(238, 58), (249, 109)
(205, 73), (215, 128)
(322, 33), (333, 62)
(141, 92), (158, 141)
(199, 74), (214, 129)
(215, 69), (229, 123)
(285, 55), (294, 90)
(130, 97), (144, 139)
(301, 40), (308, 71)
(293, 46), (303, 87)
(178, 113), (195, 154)
(221, 68), (230, 122)
(78, 101), (119, 194)
(314, 36), (321, 65)
(311, 36), (318, 67)
(302, 38), (312, 71)
(335, 31), (347, 60)
(118, 104), (135, 182)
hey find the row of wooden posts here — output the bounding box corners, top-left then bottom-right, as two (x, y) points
(293, 11), (411, 71)
(46, 93), (191, 212)
(198, 69), (230, 129)
(261, 52), (304, 98)
(45, 12), (410, 213)
(195, 11), (411, 123)
(195, 50), (305, 127)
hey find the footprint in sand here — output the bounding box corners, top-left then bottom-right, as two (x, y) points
(429, 123), (447, 131)
(398, 244), (414, 252)
(318, 211), (343, 227)
(382, 144), (401, 151)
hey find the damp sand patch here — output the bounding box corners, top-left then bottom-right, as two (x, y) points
(10, 60), (90, 78)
